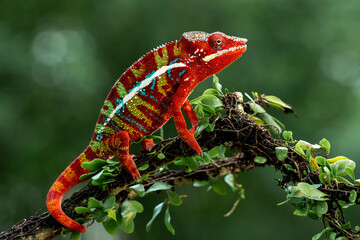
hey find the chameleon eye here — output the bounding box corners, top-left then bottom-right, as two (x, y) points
(209, 34), (226, 50)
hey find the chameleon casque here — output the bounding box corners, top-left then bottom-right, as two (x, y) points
(46, 31), (247, 233)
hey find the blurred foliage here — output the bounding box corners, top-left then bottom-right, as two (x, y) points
(1, 0), (360, 239)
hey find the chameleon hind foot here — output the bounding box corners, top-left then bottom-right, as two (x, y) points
(104, 131), (140, 179)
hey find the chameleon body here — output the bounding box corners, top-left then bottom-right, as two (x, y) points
(46, 31), (247, 233)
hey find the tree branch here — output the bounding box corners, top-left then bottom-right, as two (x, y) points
(1, 93), (359, 240)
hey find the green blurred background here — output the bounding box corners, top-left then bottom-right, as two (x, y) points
(1, 0), (360, 239)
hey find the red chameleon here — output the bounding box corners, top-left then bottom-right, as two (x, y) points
(46, 31), (247, 233)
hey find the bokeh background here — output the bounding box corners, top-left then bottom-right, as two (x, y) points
(1, 0), (360, 239)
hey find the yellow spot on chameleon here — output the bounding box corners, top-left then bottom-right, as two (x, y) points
(52, 181), (66, 193)
(157, 74), (168, 96)
(126, 95), (154, 125)
(63, 167), (78, 182)
(173, 44), (181, 57)
(131, 63), (145, 79)
(154, 47), (169, 69)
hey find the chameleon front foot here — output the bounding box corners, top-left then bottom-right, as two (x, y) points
(120, 154), (141, 179)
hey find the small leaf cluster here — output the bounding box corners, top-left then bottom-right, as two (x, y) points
(293, 137), (357, 185)
(278, 132), (360, 238)
(80, 159), (121, 189)
(190, 75), (224, 136)
(132, 182), (182, 235)
(71, 195), (143, 239)
(245, 92), (293, 135)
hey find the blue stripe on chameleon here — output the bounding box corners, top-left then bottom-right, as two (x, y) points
(167, 58), (187, 81)
(179, 69), (186, 77)
(124, 116), (147, 132)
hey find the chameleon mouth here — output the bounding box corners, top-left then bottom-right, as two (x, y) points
(202, 44), (247, 62)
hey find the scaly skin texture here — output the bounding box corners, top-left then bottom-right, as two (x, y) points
(46, 31), (247, 233)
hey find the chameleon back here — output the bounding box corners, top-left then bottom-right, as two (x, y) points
(92, 41), (188, 144)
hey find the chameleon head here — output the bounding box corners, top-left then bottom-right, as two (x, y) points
(180, 31), (247, 80)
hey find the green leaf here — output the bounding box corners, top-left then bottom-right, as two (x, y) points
(305, 148), (312, 162)
(102, 218), (119, 235)
(103, 195), (116, 211)
(146, 202), (164, 232)
(293, 203), (309, 216)
(295, 145), (305, 156)
(146, 182), (172, 194)
(318, 173), (328, 184)
(79, 171), (97, 180)
(118, 200), (140, 234)
(307, 210), (319, 221)
(319, 138), (331, 154)
(295, 140), (321, 151)
(119, 217), (134, 234)
(69, 231), (81, 240)
(130, 184), (146, 197)
(122, 200), (144, 214)
(190, 95), (223, 108)
(263, 95), (292, 110)
(283, 164), (296, 172)
(181, 157), (199, 172)
(345, 167), (355, 180)
(297, 182), (328, 201)
(194, 104), (205, 119)
(316, 201), (328, 216)
(275, 147), (288, 161)
(254, 156), (267, 164)
(157, 153), (166, 159)
(194, 117), (209, 136)
(92, 208), (108, 222)
(108, 209), (117, 221)
(87, 197), (103, 209)
(81, 159), (107, 171)
(166, 190), (183, 206)
(312, 227), (333, 240)
(91, 169), (105, 181)
(193, 181), (209, 187)
(164, 206), (175, 235)
(203, 88), (221, 96)
(248, 102), (266, 114)
(213, 75), (223, 94)
(260, 112), (283, 134)
(328, 232), (337, 240)
(224, 174), (238, 192)
(210, 178), (227, 196)
(315, 156), (326, 166)
(331, 159), (356, 177)
(340, 222), (351, 230)
(138, 163), (149, 171)
(75, 207), (93, 214)
(282, 130), (293, 141)
(335, 237), (348, 240)
(349, 190), (357, 203)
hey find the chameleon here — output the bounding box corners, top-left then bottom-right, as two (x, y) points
(46, 31), (247, 233)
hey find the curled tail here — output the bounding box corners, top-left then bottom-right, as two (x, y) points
(46, 150), (92, 233)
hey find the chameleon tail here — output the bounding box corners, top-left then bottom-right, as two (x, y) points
(46, 150), (92, 233)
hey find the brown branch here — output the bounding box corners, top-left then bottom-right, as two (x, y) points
(1, 93), (359, 240)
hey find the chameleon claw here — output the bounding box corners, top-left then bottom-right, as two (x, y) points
(125, 154), (141, 179)
(141, 138), (155, 151)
